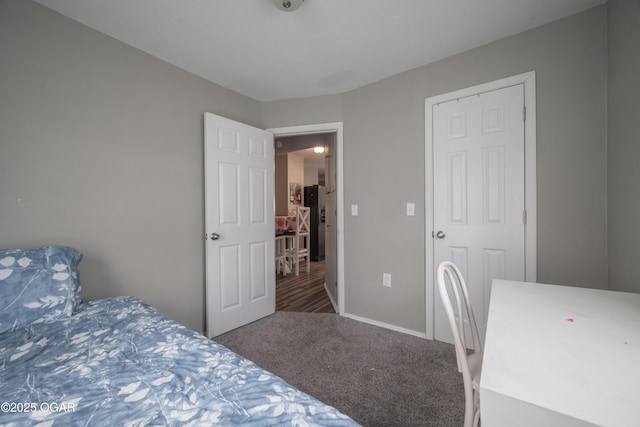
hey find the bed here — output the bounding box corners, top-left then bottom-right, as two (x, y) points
(0, 246), (359, 426)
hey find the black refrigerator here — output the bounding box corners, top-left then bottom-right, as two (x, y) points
(304, 185), (325, 261)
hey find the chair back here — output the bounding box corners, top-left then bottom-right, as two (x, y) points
(291, 206), (311, 275)
(436, 261), (482, 371)
(296, 206), (310, 235)
(437, 261), (482, 427)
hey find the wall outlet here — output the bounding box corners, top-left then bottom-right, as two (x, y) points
(351, 204), (359, 216)
(383, 273), (392, 287)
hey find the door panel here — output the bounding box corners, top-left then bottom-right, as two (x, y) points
(249, 167), (267, 224)
(220, 245), (240, 309)
(434, 85), (525, 347)
(249, 241), (267, 300)
(205, 113), (274, 337)
(448, 151), (467, 224)
(219, 163), (240, 225)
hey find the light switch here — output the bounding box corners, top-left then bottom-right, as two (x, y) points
(351, 204), (359, 216)
(406, 203), (415, 216)
(383, 273), (392, 287)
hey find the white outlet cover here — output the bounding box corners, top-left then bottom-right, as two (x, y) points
(383, 273), (392, 287)
(406, 203), (415, 216)
(351, 204), (358, 216)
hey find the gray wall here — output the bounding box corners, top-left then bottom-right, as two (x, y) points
(0, 0), (261, 332)
(264, 6), (608, 334)
(2, 0), (618, 337)
(262, 95), (343, 129)
(607, 0), (640, 293)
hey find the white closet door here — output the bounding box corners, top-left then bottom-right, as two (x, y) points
(433, 85), (526, 346)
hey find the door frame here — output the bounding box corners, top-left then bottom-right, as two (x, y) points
(267, 122), (345, 315)
(424, 71), (537, 340)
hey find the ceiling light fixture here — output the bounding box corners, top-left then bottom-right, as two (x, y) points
(313, 146), (325, 154)
(272, 0), (304, 12)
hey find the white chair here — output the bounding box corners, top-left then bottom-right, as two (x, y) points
(293, 206), (310, 276)
(436, 261), (482, 427)
(275, 235), (290, 276)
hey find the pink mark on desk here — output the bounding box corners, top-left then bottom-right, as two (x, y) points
(566, 317), (574, 323)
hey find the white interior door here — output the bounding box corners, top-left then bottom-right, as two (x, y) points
(433, 84), (525, 347)
(204, 113), (275, 337)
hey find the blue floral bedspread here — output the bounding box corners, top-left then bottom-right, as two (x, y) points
(0, 297), (358, 426)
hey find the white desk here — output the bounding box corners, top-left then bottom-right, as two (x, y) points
(481, 280), (640, 427)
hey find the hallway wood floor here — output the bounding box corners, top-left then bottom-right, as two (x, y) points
(276, 260), (335, 313)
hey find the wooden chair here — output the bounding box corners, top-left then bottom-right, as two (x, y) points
(436, 261), (482, 427)
(293, 206), (310, 276)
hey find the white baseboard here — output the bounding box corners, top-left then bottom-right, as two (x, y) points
(324, 282), (338, 313)
(342, 313), (427, 339)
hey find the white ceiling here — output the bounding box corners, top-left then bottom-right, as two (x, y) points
(35, 0), (605, 102)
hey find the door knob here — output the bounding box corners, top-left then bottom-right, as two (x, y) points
(210, 233), (221, 240)
(435, 230), (446, 239)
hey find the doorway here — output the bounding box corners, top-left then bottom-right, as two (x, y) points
(276, 259), (333, 312)
(424, 72), (537, 341)
(269, 123), (345, 315)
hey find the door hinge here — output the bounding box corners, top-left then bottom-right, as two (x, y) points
(523, 106), (527, 122)
(523, 210), (527, 225)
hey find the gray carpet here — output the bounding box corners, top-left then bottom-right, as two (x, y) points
(215, 312), (465, 427)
